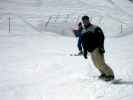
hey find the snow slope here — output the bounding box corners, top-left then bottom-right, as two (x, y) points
(0, 31), (133, 100)
(0, 0), (133, 100)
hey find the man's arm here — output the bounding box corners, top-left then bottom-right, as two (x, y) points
(72, 29), (79, 37)
(95, 27), (105, 54)
(82, 33), (88, 59)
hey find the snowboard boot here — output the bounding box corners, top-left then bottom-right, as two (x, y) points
(99, 74), (114, 81)
(104, 75), (115, 81)
(98, 74), (106, 79)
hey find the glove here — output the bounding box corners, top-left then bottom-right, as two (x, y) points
(98, 48), (105, 55)
(83, 53), (88, 59)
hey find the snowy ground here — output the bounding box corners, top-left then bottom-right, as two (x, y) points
(0, 31), (133, 100)
(0, 0), (133, 100)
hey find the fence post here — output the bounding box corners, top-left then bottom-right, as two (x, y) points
(9, 16), (11, 33)
(45, 16), (52, 28)
(120, 24), (123, 33)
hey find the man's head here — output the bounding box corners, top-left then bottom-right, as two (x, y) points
(82, 15), (90, 27)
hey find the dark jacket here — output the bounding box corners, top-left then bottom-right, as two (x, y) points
(82, 24), (105, 57)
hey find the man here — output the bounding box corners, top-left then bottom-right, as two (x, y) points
(72, 22), (83, 55)
(81, 15), (115, 81)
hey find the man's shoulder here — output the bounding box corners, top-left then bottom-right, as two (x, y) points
(82, 24), (99, 34)
(91, 24), (100, 29)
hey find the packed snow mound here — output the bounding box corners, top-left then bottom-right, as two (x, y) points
(1, 0), (133, 38)
(0, 13), (133, 38)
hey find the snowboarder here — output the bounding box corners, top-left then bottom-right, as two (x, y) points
(81, 15), (115, 81)
(72, 22), (83, 55)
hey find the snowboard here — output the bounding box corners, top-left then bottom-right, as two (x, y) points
(98, 77), (122, 84)
(70, 53), (83, 56)
(80, 76), (122, 84)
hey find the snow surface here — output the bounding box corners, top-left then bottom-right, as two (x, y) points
(0, 0), (133, 100)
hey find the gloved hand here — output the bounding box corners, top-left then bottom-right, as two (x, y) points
(83, 53), (88, 59)
(98, 48), (105, 55)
